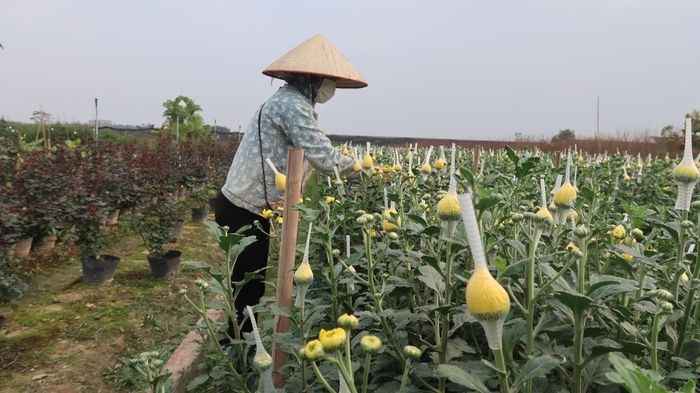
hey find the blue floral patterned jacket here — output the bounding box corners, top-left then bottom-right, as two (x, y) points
(221, 84), (353, 215)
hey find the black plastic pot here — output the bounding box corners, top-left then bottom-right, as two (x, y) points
(147, 250), (182, 278)
(81, 254), (120, 285)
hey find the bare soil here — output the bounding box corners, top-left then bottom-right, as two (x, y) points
(0, 215), (223, 392)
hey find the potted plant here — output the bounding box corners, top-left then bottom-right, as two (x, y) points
(136, 197), (184, 278)
(71, 196), (120, 285)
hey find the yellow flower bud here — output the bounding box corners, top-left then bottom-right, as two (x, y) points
(253, 352), (272, 370)
(611, 225), (626, 240)
(362, 154), (374, 170)
(261, 209), (273, 219)
(303, 340), (325, 361)
(433, 158), (447, 170)
(465, 266), (510, 320)
(276, 216), (283, 225)
(294, 261), (313, 285)
(420, 162), (432, 175)
(360, 335), (382, 354)
(622, 253), (634, 263)
(318, 328), (346, 352)
(275, 172), (286, 192)
(673, 163), (700, 183)
(382, 208), (401, 232)
(353, 161), (363, 172)
(337, 313), (359, 330)
(436, 192), (461, 221)
(535, 206), (553, 225)
(553, 181), (577, 207)
(324, 196), (336, 204)
(403, 345), (422, 360)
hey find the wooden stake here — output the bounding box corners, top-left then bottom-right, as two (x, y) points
(472, 147), (481, 175)
(272, 148), (304, 387)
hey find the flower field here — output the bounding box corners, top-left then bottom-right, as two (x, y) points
(2, 124), (700, 392)
(184, 122), (700, 393)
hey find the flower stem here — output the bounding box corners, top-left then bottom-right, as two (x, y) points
(398, 359), (412, 393)
(493, 347), (510, 393)
(361, 354), (372, 393)
(311, 361), (337, 393)
(525, 228), (542, 393)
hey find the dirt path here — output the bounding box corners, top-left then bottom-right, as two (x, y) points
(0, 216), (223, 392)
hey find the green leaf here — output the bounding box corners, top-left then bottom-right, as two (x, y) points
(679, 380), (696, 393)
(504, 145), (519, 166)
(436, 364), (490, 393)
(186, 374), (209, 390)
(513, 354), (562, 387)
(606, 353), (668, 393)
(552, 291), (595, 316)
(493, 256), (507, 273)
(418, 265), (445, 293)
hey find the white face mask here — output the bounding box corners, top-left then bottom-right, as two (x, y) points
(315, 79), (336, 104)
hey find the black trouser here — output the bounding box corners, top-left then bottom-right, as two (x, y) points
(213, 192), (270, 335)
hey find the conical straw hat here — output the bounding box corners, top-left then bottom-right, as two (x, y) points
(263, 34), (367, 88)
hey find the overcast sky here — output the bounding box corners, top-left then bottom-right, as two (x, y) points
(1, 0), (698, 140)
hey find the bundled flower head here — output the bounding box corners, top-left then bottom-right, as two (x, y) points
(437, 144), (461, 222)
(674, 118), (699, 210)
(294, 224), (314, 307)
(382, 188), (401, 232)
(420, 146), (434, 176)
(393, 149), (403, 171)
(362, 142), (373, 170)
(459, 192), (510, 350)
(535, 178), (553, 225)
(554, 152), (577, 207)
(265, 157), (286, 192)
(434, 146), (447, 170)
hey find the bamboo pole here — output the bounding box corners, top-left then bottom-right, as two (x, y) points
(272, 148), (304, 387)
(472, 146), (481, 175)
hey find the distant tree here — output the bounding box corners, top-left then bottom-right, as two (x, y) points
(162, 96), (206, 139)
(551, 129), (575, 142)
(660, 124), (675, 138)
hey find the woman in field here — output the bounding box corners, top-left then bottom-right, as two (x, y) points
(214, 34), (367, 334)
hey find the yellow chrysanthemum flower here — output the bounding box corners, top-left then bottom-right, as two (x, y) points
(535, 206), (553, 225)
(261, 209), (273, 219)
(360, 335), (382, 354)
(465, 266), (510, 320)
(337, 313), (359, 330)
(361, 154), (374, 170)
(622, 253), (634, 263)
(382, 208), (401, 232)
(275, 172), (286, 192)
(253, 352), (272, 370)
(436, 192), (461, 221)
(611, 225), (626, 240)
(324, 196), (336, 204)
(554, 181), (577, 207)
(294, 261), (313, 285)
(673, 163), (700, 183)
(433, 158), (447, 170)
(318, 328), (346, 352)
(303, 340), (325, 361)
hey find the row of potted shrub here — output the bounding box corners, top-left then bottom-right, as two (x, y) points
(0, 134), (237, 287)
